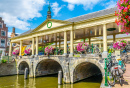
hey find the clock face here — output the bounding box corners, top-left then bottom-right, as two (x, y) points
(47, 22), (52, 28)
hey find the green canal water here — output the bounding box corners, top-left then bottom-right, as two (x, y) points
(0, 75), (102, 88)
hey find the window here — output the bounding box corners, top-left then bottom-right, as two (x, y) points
(1, 31), (5, 36)
(1, 39), (5, 47)
(0, 24), (2, 28)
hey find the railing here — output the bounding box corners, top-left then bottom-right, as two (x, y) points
(0, 56), (13, 63)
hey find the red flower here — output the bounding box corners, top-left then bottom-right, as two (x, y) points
(115, 11), (117, 16)
(125, 15), (129, 19)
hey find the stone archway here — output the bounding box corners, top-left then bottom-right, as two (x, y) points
(18, 61), (29, 75)
(73, 62), (102, 83)
(35, 59), (63, 77)
(70, 58), (104, 83)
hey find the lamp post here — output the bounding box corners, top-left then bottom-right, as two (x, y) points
(104, 58), (108, 86)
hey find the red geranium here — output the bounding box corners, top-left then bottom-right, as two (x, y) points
(115, 0), (130, 34)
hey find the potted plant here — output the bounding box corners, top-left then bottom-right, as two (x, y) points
(77, 42), (88, 57)
(113, 39), (128, 57)
(24, 48), (31, 56)
(38, 46), (43, 55)
(12, 48), (19, 58)
(45, 46), (53, 56)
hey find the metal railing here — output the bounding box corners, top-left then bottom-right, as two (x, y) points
(0, 56), (13, 63)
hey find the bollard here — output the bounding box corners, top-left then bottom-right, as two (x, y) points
(58, 71), (62, 85)
(24, 68), (28, 79)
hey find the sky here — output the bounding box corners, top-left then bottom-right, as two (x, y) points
(0, 0), (118, 37)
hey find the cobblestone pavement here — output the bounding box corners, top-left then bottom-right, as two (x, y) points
(112, 64), (130, 88)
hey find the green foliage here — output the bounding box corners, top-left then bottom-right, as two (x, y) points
(45, 43), (54, 47)
(38, 46), (43, 51)
(1, 59), (7, 63)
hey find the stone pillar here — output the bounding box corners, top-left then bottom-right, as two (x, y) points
(102, 24), (108, 58)
(32, 37), (35, 56)
(9, 42), (12, 56)
(70, 30), (74, 56)
(36, 36), (39, 55)
(20, 40), (23, 56)
(64, 31), (67, 55)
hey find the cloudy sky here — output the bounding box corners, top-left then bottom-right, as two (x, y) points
(0, 0), (117, 37)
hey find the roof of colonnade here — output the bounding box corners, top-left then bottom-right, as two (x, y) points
(10, 7), (117, 42)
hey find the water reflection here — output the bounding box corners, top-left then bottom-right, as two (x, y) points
(0, 74), (102, 88)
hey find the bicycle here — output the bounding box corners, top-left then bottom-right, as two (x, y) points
(106, 55), (126, 86)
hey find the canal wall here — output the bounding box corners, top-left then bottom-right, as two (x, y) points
(0, 62), (17, 76)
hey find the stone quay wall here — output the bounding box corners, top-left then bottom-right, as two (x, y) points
(0, 62), (17, 76)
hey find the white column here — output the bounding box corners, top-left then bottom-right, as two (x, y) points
(9, 42), (12, 56)
(64, 31), (67, 55)
(103, 24), (108, 58)
(32, 37), (35, 56)
(20, 40), (23, 56)
(36, 36), (39, 55)
(103, 24), (107, 52)
(119, 25), (121, 32)
(55, 33), (57, 48)
(70, 30), (74, 56)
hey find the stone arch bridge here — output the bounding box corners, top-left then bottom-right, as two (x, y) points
(16, 55), (104, 83)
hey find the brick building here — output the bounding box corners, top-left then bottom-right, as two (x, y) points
(0, 17), (8, 54)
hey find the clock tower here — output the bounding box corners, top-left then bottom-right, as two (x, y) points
(47, 2), (51, 19)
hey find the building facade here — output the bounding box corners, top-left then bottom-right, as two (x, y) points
(0, 17), (8, 54)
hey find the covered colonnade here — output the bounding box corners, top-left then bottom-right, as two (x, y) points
(9, 7), (128, 57)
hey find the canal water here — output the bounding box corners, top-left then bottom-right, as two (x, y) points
(0, 74), (102, 88)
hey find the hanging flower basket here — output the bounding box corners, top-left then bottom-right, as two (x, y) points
(45, 46), (53, 56)
(113, 39), (128, 50)
(12, 48), (19, 56)
(77, 42), (88, 55)
(115, 0), (130, 34)
(24, 48), (31, 55)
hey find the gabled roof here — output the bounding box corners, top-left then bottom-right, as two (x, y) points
(19, 19), (71, 36)
(19, 7), (117, 36)
(20, 30), (33, 36)
(66, 7), (117, 22)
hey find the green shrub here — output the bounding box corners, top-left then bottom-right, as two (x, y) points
(1, 59), (7, 63)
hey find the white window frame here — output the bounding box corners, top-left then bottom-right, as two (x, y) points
(1, 30), (6, 36)
(1, 39), (5, 47)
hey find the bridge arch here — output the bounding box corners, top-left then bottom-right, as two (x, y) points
(35, 58), (63, 77)
(17, 61), (30, 75)
(70, 58), (104, 83)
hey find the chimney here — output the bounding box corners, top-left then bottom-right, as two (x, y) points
(0, 17), (2, 21)
(12, 27), (15, 34)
